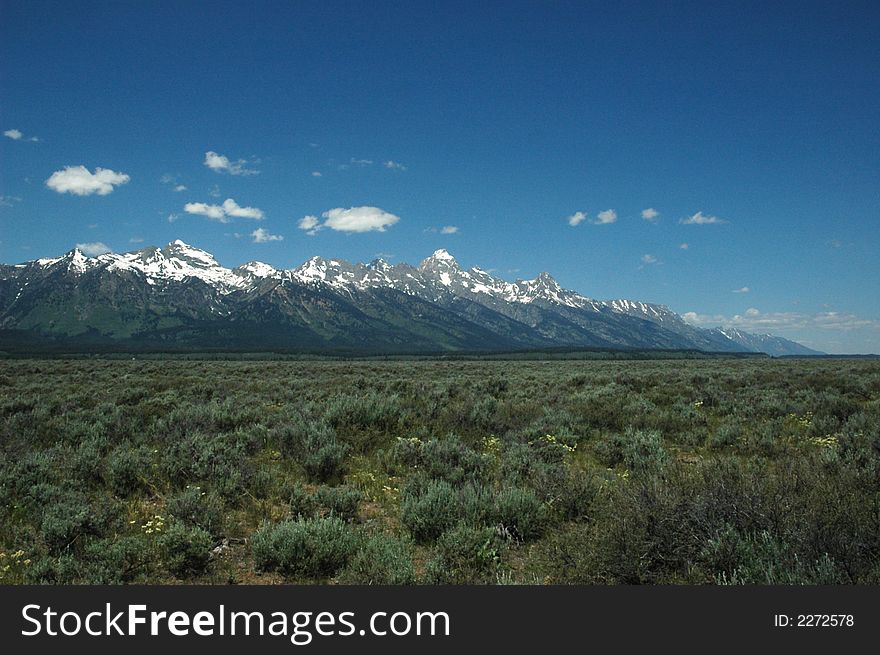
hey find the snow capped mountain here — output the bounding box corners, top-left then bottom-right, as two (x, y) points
(0, 241), (822, 355)
(91, 240), (248, 289)
(236, 261), (282, 279)
(706, 327), (820, 356)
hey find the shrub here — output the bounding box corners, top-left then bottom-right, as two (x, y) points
(493, 486), (547, 542)
(82, 535), (155, 583)
(400, 479), (460, 543)
(500, 440), (567, 494)
(166, 486), (225, 538)
(40, 497), (96, 554)
(339, 532), (415, 584)
(324, 393), (403, 452)
(390, 435), (489, 485)
(459, 482), (496, 527)
(709, 420), (742, 450)
(553, 472), (599, 522)
(295, 422), (349, 483)
(424, 525), (500, 584)
(701, 526), (847, 585)
(273, 417), (348, 482)
(160, 521), (214, 578)
(282, 482), (318, 518)
(314, 485), (362, 522)
(106, 445), (153, 496)
(596, 427), (669, 475)
(252, 516), (357, 578)
(160, 430), (255, 497)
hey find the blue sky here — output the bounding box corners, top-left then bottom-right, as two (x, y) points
(1, 0), (878, 352)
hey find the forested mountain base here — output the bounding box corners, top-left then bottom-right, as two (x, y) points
(1, 358), (878, 584)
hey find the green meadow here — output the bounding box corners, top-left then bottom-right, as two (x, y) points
(1, 357), (878, 584)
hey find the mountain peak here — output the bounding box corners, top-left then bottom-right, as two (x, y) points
(367, 258), (392, 272)
(420, 249), (460, 272)
(2, 239), (821, 355)
(238, 261), (279, 278)
(162, 240), (219, 268)
(59, 247), (96, 274)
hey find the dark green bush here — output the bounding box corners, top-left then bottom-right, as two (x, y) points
(166, 486), (225, 538)
(40, 497), (96, 554)
(595, 427), (669, 474)
(390, 435), (489, 485)
(106, 445), (153, 496)
(709, 420), (742, 450)
(493, 486), (547, 542)
(339, 532), (415, 584)
(252, 516), (357, 578)
(553, 472), (600, 522)
(82, 536), (155, 583)
(299, 422), (349, 482)
(459, 482), (497, 527)
(282, 482), (318, 518)
(160, 521), (214, 578)
(701, 526), (846, 585)
(160, 430), (255, 497)
(424, 525), (500, 584)
(314, 485), (362, 522)
(400, 478), (460, 543)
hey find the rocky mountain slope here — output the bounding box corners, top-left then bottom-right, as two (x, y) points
(0, 241), (822, 355)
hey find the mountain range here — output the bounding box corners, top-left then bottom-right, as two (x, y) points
(0, 241), (821, 355)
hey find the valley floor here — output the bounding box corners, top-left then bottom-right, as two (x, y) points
(1, 357), (879, 584)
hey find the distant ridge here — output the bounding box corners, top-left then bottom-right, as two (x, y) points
(0, 242), (822, 356)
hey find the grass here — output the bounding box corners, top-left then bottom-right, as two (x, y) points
(0, 357), (878, 584)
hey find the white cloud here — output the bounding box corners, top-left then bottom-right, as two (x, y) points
(204, 151), (259, 176)
(209, 184), (222, 198)
(641, 208), (659, 221)
(251, 228), (283, 243)
(732, 286), (750, 294)
(680, 211), (725, 225)
(745, 307), (760, 316)
(0, 195), (22, 207)
(183, 198), (264, 223)
(350, 158), (373, 166)
(594, 209), (617, 225)
(440, 225), (459, 234)
(222, 198), (264, 219)
(299, 207), (401, 233)
(312, 206), (400, 233)
(298, 215), (320, 233)
(75, 241), (111, 256)
(567, 211), (587, 226)
(161, 174), (188, 192)
(45, 165), (130, 196)
(129, 237), (144, 244)
(3, 128), (38, 141)
(167, 212), (181, 223)
(311, 171), (322, 177)
(384, 160), (407, 171)
(184, 202), (227, 221)
(641, 254), (658, 264)
(679, 243), (689, 250)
